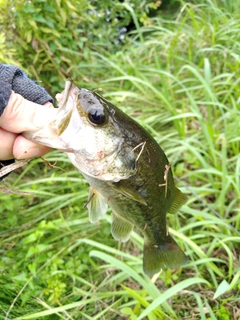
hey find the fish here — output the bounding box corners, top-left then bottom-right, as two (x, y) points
(23, 80), (188, 276)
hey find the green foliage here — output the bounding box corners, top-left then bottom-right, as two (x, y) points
(0, 0), (161, 94)
(1, 0), (240, 319)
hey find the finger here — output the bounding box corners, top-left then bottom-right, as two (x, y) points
(0, 128), (17, 159)
(0, 91), (56, 133)
(13, 135), (52, 159)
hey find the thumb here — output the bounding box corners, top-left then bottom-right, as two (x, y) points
(0, 91), (55, 133)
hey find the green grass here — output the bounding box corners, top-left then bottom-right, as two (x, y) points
(1, 1), (240, 319)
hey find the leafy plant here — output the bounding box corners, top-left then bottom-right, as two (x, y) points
(0, 0), (161, 94)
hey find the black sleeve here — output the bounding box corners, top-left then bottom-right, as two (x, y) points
(0, 64), (54, 180)
(0, 64), (53, 116)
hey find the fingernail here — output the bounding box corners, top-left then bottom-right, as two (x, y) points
(16, 146), (41, 159)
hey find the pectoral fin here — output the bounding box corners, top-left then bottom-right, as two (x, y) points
(111, 212), (134, 242)
(86, 187), (108, 223)
(168, 187), (188, 214)
(112, 182), (147, 206)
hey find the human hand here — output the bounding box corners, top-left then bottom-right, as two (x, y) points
(0, 91), (56, 160)
(0, 64), (55, 161)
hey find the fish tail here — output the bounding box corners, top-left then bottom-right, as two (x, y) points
(143, 235), (188, 276)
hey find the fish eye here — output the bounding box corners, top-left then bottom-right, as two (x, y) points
(88, 106), (107, 126)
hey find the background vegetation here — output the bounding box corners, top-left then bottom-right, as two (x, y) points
(0, 0), (239, 319)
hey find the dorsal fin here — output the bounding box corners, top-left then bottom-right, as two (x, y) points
(168, 187), (187, 214)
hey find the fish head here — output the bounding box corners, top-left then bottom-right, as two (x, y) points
(24, 80), (137, 181)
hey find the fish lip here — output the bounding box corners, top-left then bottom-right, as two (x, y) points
(60, 79), (74, 108)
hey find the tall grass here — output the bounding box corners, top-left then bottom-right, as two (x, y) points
(1, 1), (239, 319)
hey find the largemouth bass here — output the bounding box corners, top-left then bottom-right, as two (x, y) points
(24, 80), (188, 275)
